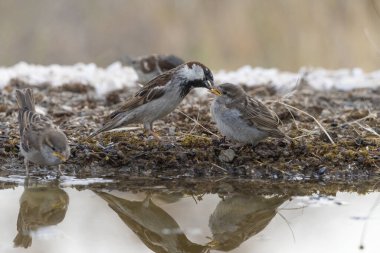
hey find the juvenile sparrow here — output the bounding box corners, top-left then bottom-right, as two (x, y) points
(122, 54), (184, 83)
(211, 83), (285, 145)
(16, 89), (70, 175)
(89, 61), (220, 139)
(208, 194), (287, 251)
(13, 181), (69, 248)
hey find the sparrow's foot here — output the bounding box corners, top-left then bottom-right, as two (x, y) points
(144, 130), (161, 141)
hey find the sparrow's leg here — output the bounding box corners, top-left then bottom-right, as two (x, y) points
(57, 164), (64, 179)
(24, 158), (29, 176)
(144, 122), (161, 141)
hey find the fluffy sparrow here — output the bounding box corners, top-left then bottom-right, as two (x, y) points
(208, 194), (287, 251)
(16, 89), (70, 175)
(122, 54), (184, 83)
(13, 181), (69, 248)
(90, 61), (221, 139)
(211, 83), (285, 145)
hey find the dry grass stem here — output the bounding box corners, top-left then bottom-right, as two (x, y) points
(270, 101), (336, 145)
(177, 110), (220, 138)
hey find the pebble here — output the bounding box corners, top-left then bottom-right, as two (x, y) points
(219, 149), (236, 163)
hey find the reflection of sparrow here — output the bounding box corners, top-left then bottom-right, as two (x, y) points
(211, 83), (284, 145)
(208, 194), (287, 251)
(89, 62), (220, 139)
(123, 54), (184, 84)
(96, 191), (209, 253)
(16, 89), (70, 174)
(13, 183), (69, 248)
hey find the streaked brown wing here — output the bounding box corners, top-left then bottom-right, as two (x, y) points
(21, 112), (52, 151)
(233, 96), (284, 137)
(108, 70), (173, 120)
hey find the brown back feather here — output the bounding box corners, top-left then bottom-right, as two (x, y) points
(233, 96), (284, 138)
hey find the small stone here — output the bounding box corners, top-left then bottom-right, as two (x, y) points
(168, 126), (176, 136)
(219, 149), (235, 163)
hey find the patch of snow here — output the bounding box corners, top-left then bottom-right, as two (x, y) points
(1, 62), (380, 96)
(0, 62), (138, 96)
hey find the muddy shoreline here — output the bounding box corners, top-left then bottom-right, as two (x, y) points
(1, 79), (379, 181)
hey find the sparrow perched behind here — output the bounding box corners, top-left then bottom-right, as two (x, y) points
(89, 61), (220, 139)
(211, 83), (285, 145)
(122, 54), (184, 83)
(16, 89), (70, 175)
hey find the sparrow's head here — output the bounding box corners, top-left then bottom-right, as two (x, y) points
(215, 83), (246, 103)
(41, 130), (70, 163)
(176, 61), (220, 97)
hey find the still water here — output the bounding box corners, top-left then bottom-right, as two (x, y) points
(0, 177), (379, 253)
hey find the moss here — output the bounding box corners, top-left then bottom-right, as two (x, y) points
(181, 135), (212, 148)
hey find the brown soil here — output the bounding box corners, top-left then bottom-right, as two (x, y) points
(1, 79), (379, 181)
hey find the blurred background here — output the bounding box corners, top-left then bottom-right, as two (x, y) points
(0, 0), (380, 71)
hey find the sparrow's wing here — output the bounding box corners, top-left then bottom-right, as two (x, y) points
(84, 70), (175, 137)
(233, 96), (284, 138)
(109, 69), (174, 118)
(20, 112), (53, 152)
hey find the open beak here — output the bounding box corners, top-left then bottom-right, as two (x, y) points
(210, 87), (222, 96)
(53, 152), (68, 162)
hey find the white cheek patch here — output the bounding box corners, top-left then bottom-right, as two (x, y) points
(178, 64), (204, 81)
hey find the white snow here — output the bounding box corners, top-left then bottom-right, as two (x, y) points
(1, 62), (380, 96)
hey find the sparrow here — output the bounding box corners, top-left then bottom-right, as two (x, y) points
(210, 83), (285, 145)
(208, 193), (287, 251)
(95, 191), (209, 253)
(16, 88), (70, 175)
(89, 61), (221, 139)
(13, 181), (69, 248)
(122, 54), (185, 84)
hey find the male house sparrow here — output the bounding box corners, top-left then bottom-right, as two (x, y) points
(90, 61), (221, 139)
(123, 54), (185, 84)
(16, 89), (70, 175)
(211, 83), (285, 145)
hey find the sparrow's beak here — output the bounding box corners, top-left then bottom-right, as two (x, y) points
(53, 152), (68, 161)
(210, 87), (222, 96)
(205, 80), (222, 96)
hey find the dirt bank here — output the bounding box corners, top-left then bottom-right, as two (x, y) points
(1, 78), (379, 180)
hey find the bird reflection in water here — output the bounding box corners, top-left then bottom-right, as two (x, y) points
(95, 191), (210, 253)
(13, 178), (69, 248)
(208, 193), (288, 251)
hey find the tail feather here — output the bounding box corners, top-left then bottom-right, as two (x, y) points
(16, 89), (35, 112)
(268, 128), (286, 138)
(88, 121), (117, 138)
(16, 89), (36, 136)
(88, 112), (130, 138)
(13, 232), (32, 248)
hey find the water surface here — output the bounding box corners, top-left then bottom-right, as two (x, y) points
(0, 177), (379, 253)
